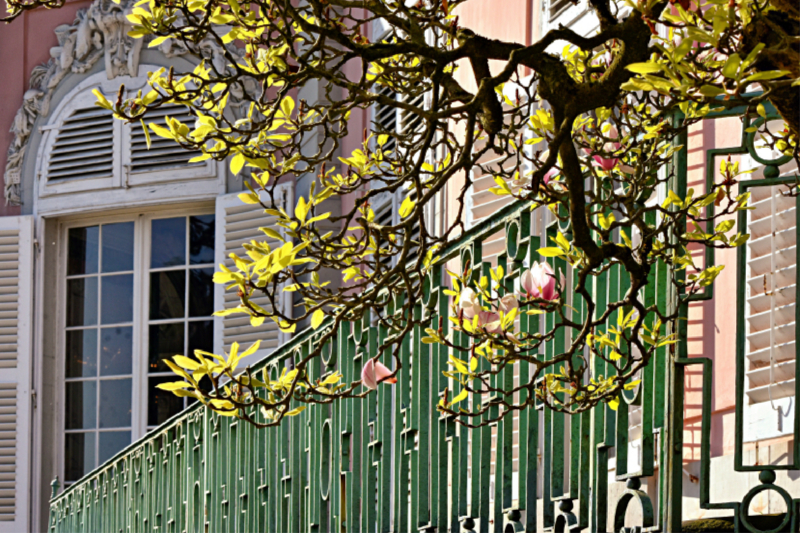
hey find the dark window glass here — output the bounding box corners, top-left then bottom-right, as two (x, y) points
(148, 323), (185, 372)
(65, 381), (97, 429)
(151, 218), (186, 268)
(189, 215), (215, 265)
(98, 431), (131, 464)
(99, 378), (132, 428)
(101, 222), (134, 273)
(148, 376), (186, 426)
(66, 330), (97, 378)
(67, 278), (98, 327)
(150, 271), (185, 319)
(65, 433), (95, 482)
(189, 268), (214, 317)
(100, 326), (133, 376)
(187, 320), (213, 356)
(68, 226), (99, 276)
(100, 274), (134, 324)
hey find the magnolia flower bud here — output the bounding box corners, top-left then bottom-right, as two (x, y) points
(361, 359), (397, 390)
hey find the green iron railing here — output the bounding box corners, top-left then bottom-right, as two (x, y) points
(48, 195), (677, 533)
(48, 108), (799, 532)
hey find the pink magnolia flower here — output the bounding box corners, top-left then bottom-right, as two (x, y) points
(543, 167), (558, 185)
(587, 124), (623, 171)
(587, 140), (622, 171)
(520, 262), (558, 301)
(477, 310), (501, 333)
(361, 359), (397, 390)
(458, 287), (481, 319)
(499, 294), (519, 313)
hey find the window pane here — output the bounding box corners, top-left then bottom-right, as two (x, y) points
(98, 431), (130, 464)
(100, 274), (134, 324)
(99, 378), (131, 428)
(101, 222), (134, 273)
(65, 381), (97, 429)
(66, 329), (97, 378)
(188, 320), (213, 356)
(68, 227), (99, 276)
(149, 323), (184, 373)
(150, 271), (185, 319)
(65, 433), (95, 482)
(151, 218), (186, 268)
(189, 215), (215, 265)
(189, 268), (214, 317)
(148, 376), (186, 426)
(100, 326), (133, 376)
(67, 278), (98, 327)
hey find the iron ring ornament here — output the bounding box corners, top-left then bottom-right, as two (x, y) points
(554, 498), (580, 533)
(744, 115), (793, 179)
(613, 477), (655, 533)
(321, 329), (337, 368)
(319, 419), (333, 501)
(739, 470), (793, 533)
(504, 210), (530, 263)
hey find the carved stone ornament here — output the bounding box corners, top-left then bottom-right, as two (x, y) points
(3, 0), (245, 205)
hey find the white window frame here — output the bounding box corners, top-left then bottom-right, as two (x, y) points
(34, 68), (224, 215)
(55, 203), (216, 483)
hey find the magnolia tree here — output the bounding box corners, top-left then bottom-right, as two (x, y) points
(5, 0), (798, 427)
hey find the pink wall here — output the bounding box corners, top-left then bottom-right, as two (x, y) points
(0, 0), (93, 216)
(683, 116), (748, 462)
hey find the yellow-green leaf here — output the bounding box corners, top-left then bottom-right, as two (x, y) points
(626, 62), (662, 74)
(230, 153), (246, 175)
(311, 309), (325, 329)
(156, 381), (193, 391)
(538, 247), (566, 257)
(285, 405), (307, 417)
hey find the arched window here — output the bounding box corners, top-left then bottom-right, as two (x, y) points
(37, 73), (220, 205)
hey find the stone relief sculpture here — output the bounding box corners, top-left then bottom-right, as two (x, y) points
(3, 0), (244, 205)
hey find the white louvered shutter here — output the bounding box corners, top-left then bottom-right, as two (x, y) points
(130, 104), (203, 173)
(745, 185), (797, 406)
(47, 108), (114, 181)
(0, 216), (33, 532)
(374, 84), (399, 153)
(214, 184), (294, 368)
(373, 194), (396, 269)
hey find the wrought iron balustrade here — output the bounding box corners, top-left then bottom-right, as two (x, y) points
(48, 108), (799, 532)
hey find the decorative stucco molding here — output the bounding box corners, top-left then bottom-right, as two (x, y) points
(3, 0), (246, 206)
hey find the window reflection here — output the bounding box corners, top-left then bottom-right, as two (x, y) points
(151, 218), (186, 268)
(67, 278), (98, 327)
(101, 222), (134, 272)
(150, 271), (185, 319)
(67, 226), (99, 276)
(189, 268), (214, 317)
(100, 327), (132, 376)
(147, 214), (215, 428)
(64, 213), (217, 482)
(99, 379), (132, 428)
(100, 274), (134, 324)
(65, 221), (134, 482)
(66, 330), (97, 378)
(65, 433), (94, 482)
(189, 215), (215, 264)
